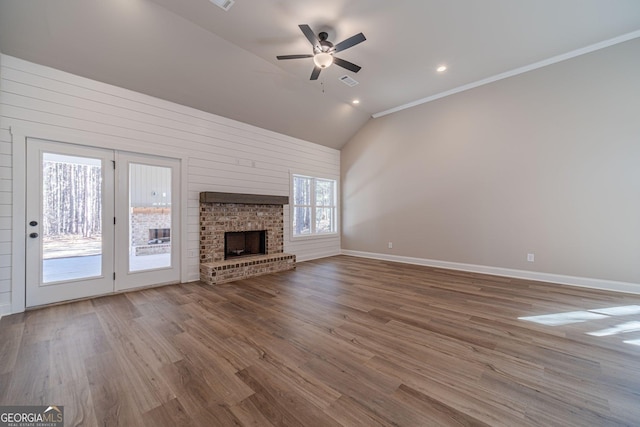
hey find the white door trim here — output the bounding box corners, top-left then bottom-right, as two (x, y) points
(10, 124), (189, 314)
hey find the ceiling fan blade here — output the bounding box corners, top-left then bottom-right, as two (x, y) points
(333, 32), (366, 53)
(333, 57), (362, 73)
(310, 66), (322, 80)
(299, 24), (318, 47)
(277, 54), (314, 60)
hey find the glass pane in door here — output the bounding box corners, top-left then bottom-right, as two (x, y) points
(129, 163), (172, 271)
(42, 153), (103, 283)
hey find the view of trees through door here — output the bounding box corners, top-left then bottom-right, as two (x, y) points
(41, 157), (176, 276)
(42, 153), (103, 282)
(41, 156), (176, 281)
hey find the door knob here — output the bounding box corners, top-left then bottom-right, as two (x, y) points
(29, 220), (38, 226)
(29, 233), (39, 238)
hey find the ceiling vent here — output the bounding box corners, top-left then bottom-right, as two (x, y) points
(210, 0), (235, 11)
(339, 75), (359, 87)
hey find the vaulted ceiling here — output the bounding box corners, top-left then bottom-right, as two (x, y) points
(1, 0), (640, 149)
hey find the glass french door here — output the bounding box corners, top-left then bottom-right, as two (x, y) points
(26, 139), (115, 307)
(25, 139), (180, 307)
(115, 152), (180, 291)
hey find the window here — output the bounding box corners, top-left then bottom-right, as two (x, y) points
(292, 174), (337, 236)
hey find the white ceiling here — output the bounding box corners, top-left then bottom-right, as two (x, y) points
(1, 0), (640, 149)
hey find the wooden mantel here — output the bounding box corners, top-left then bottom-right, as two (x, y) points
(199, 191), (289, 205)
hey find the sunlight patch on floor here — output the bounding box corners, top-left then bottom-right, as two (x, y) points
(519, 311), (608, 326)
(587, 321), (640, 337)
(519, 306), (640, 346)
(589, 305), (640, 316)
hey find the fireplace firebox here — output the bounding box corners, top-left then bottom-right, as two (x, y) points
(148, 228), (170, 244)
(224, 230), (266, 259)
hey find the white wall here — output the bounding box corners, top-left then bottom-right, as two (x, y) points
(0, 54), (340, 315)
(0, 125), (10, 311)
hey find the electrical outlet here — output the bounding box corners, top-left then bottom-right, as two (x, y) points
(527, 253), (535, 262)
(188, 250), (197, 258)
(388, 242), (393, 249)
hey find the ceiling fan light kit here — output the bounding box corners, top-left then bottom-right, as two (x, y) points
(313, 52), (333, 68)
(277, 24), (366, 80)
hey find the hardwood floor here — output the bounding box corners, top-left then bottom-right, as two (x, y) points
(2, 255), (640, 426)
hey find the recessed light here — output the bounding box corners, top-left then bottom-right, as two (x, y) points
(352, 100), (360, 104)
(437, 65), (447, 73)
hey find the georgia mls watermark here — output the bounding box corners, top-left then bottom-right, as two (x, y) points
(0, 406), (63, 427)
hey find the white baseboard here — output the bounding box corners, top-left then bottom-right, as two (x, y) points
(0, 304), (11, 317)
(341, 250), (640, 295)
(296, 249), (342, 263)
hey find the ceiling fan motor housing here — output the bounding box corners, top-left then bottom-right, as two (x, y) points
(315, 32), (334, 54)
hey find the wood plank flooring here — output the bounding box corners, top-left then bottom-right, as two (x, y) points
(2, 255), (640, 426)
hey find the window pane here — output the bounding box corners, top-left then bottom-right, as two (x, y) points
(293, 206), (311, 235)
(315, 179), (334, 206)
(42, 153), (103, 283)
(293, 176), (311, 205)
(315, 207), (335, 234)
(129, 163), (172, 272)
(292, 175), (337, 236)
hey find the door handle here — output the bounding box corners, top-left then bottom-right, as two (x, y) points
(29, 233), (39, 238)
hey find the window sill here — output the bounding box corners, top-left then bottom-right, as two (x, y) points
(290, 232), (339, 242)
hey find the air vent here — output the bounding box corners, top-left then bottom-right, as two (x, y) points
(210, 0), (235, 11)
(339, 75), (359, 87)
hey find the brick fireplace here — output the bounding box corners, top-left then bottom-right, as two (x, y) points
(199, 192), (296, 284)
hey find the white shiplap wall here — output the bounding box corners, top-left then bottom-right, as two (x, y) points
(0, 124), (11, 313)
(0, 54), (341, 315)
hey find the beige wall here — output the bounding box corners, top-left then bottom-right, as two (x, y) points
(341, 38), (640, 285)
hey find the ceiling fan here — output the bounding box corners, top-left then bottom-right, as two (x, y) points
(277, 24), (366, 80)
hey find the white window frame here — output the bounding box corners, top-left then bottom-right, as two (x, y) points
(290, 172), (339, 240)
